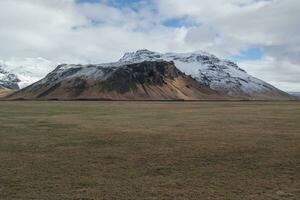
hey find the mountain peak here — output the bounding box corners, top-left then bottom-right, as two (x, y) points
(136, 49), (156, 54)
(119, 49), (217, 63)
(116, 49), (291, 99)
(119, 49), (162, 63)
(119, 49), (225, 65)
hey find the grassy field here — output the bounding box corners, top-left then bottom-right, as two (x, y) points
(0, 101), (299, 200)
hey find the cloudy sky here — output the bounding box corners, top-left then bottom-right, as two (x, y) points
(0, 0), (299, 91)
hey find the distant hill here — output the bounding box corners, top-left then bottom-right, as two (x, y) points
(289, 92), (300, 99)
(0, 65), (20, 90)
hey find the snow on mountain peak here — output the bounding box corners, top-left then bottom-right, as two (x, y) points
(119, 49), (163, 63)
(117, 49), (247, 77)
(117, 49), (287, 99)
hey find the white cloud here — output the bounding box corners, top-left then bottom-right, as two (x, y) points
(238, 57), (300, 92)
(0, 0), (188, 63)
(155, 0), (300, 91)
(0, 0), (299, 91)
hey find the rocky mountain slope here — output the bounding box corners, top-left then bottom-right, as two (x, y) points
(117, 50), (292, 100)
(0, 88), (14, 98)
(8, 61), (225, 100)
(0, 65), (20, 90)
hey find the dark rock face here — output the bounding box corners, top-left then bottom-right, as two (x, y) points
(0, 67), (20, 90)
(101, 61), (180, 93)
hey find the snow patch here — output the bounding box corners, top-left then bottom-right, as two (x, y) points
(0, 57), (58, 88)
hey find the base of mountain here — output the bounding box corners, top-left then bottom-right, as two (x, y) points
(4, 84), (295, 101)
(2, 92), (297, 101)
(0, 88), (15, 98)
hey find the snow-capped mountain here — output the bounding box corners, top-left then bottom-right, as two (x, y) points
(117, 49), (291, 100)
(3, 49), (293, 100)
(0, 57), (57, 88)
(0, 65), (20, 90)
(8, 61), (225, 100)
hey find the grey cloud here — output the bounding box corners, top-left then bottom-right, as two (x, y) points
(0, 0), (299, 91)
(156, 0), (300, 91)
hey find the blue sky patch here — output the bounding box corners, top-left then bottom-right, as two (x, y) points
(163, 17), (197, 28)
(106, 0), (144, 8)
(76, 0), (144, 7)
(90, 19), (104, 26)
(230, 47), (263, 61)
(76, 0), (100, 3)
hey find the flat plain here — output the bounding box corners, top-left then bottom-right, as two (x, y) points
(0, 101), (299, 200)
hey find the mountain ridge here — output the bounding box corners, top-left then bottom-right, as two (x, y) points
(3, 49), (294, 100)
(8, 61), (225, 100)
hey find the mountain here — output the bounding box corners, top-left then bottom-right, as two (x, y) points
(8, 61), (225, 100)
(6, 49), (293, 100)
(0, 65), (20, 90)
(117, 50), (292, 100)
(0, 65), (20, 97)
(0, 57), (57, 88)
(289, 92), (300, 99)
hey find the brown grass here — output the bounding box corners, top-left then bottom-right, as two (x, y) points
(0, 101), (299, 200)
